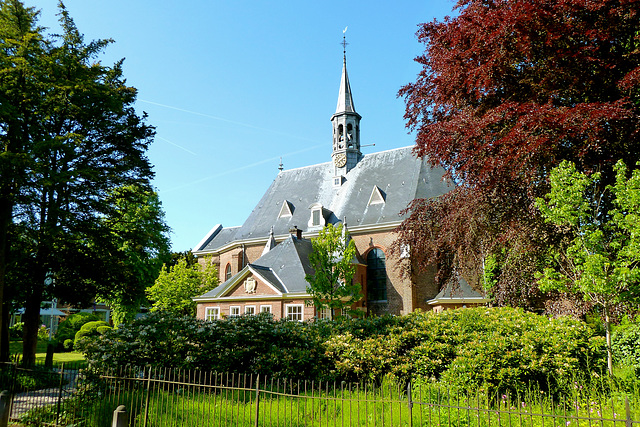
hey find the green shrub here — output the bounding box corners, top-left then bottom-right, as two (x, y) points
(78, 308), (607, 397)
(9, 322), (23, 340)
(54, 312), (101, 351)
(74, 320), (111, 349)
(612, 321), (640, 375)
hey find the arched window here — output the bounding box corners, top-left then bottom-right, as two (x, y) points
(237, 250), (244, 271)
(367, 249), (387, 301)
(225, 263), (232, 282)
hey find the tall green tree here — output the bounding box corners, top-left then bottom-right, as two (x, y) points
(536, 160), (640, 375)
(146, 258), (218, 316)
(396, 0), (640, 308)
(305, 224), (360, 320)
(95, 185), (170, 326)
(0, 1), (157, 364)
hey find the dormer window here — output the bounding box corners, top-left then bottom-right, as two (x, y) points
(278, 200), (294, 219)
(368, 185), (386, 206)
(308, 203), (326, 228)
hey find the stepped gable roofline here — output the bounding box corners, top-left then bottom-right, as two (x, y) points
(196, 146), (451, 253)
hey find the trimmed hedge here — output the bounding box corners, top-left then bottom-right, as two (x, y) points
(78, 307), (606, 397)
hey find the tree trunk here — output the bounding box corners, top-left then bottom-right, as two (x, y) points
(0, 197), (11, 362)
(0, 301), (9, 362)
(604, 304), (613, 376)
(22, 285), (44, 366)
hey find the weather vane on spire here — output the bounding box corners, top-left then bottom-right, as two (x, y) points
(342, 26), (349, 58)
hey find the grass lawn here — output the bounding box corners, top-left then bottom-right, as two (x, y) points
(9, 339), (85, 366)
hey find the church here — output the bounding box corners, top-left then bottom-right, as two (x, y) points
(192, 48), (487, 321)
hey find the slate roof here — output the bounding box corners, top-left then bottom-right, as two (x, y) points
(194, 235), (314, 301)
(427, 275), (489, 305)
(194, 146), (450, 253)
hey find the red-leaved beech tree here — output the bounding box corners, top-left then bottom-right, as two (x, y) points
(396, 0), (640, 308)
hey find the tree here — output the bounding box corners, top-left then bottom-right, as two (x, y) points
(396, 0), (640, 308)
(305, 224), (361, 320)
(0, 1), (157, 364)
(535, 160), (640, 375)
(94, 185), (171, 326)
(146, 258), (218, 316)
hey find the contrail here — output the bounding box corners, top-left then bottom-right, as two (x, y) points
(139, 99), (323, 143)
(163, 143), (326, 193)
(156, 136), (198, 156)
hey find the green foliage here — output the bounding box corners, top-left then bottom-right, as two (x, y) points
(146, 257), (218, 316)
(536, 160), (640, 373)
(79, 311), (329, 381)
(79, 308), (606, 397)
(9, 322), (23, 340)
(612, 321), (640, 375)
(74, 320), (111, 349)
(53, 312), (101, 351)
(305, 224), (361, 318)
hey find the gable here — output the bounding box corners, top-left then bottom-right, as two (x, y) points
(223, 274), (281, 298)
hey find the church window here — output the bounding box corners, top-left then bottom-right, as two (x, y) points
(286, 304), (303, 321)
(367, 248), (387, 301)
(237, 250), (245, 271)
(225, 263), (232, 281)
(205, 307), (220, 321)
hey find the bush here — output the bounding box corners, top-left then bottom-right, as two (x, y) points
(612, 321), (640, 375)
(9, 322), (23, 340)
(78, 308), (607, 396)
(54, 312), (101, 352)
(73, 321), (111, 349)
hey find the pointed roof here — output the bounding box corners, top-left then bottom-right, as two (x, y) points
(335, 56), (357, 115)
(427, 275), (490, 306)
(261, 226), (277, 256)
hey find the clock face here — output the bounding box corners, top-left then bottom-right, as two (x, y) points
(334, 153), (347, 168)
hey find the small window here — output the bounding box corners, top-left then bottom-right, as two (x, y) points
(205, 307), (220, 321)
(312, 210), (321, 226)
(260, 305), (272, 314)
(318, 307), (331, 320)
(230, 306), (241, 317)
(308, 203), (326, 228)
(286, 304), (303, 322)
(225, 263), (232, 281)
(245, 305), (256, 315)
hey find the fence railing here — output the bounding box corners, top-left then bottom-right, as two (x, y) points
(0, 362), (638, 427)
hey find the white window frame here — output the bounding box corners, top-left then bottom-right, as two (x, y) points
(285, 304), (304, 322)
(205, 307), (220, 321)
(260, 305), (272, 314)
(317, 307), (331, 320)
(229, 306), (241, 317)
(244, 305), (256, 315)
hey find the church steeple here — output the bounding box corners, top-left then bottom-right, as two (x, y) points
(331, 30), (361, 178)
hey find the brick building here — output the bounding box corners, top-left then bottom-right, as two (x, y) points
(192, 50), (462, 321)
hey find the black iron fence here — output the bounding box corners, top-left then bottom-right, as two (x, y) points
(0, 362), (638, 427)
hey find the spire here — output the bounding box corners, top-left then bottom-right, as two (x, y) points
(262, 226), (277, 256)
(335, 31), (356, 115)
(331, 28), (362, 176)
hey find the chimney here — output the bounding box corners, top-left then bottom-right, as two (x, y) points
(289, 226), (303, 240)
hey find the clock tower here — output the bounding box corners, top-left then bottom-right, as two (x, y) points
(331, 36), (361, 181)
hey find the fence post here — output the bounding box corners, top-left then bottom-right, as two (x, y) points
(112, 405), (128, 427)
(254, 375), (260, 427)
(626, 398), (632, 427)
(55, 363), (65, 425)
(407, 381), (414, 427)
(0, 390), (11, 427)
(143, 366), (152, 427)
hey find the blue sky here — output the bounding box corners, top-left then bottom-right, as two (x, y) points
(35, 0), (456, 252)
